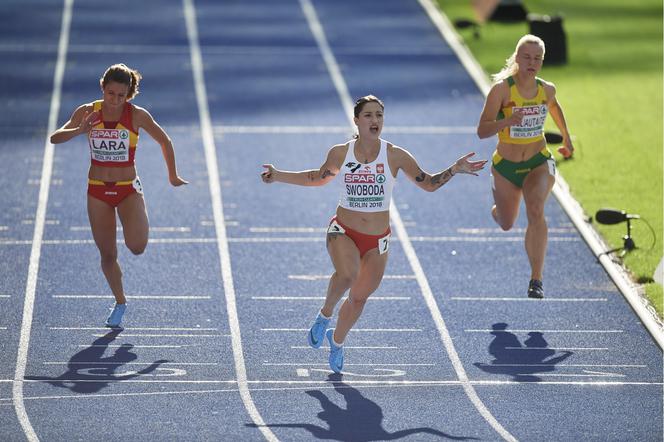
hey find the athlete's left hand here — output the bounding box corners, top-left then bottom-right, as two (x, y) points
(557, 144), (574, 159)
(170, 175), (188, 186)
(454, 152), (487, 176)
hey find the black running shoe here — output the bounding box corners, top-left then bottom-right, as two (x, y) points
(527, 279), (544, 299)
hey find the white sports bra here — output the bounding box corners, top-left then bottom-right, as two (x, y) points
(337, 139), (395, 213)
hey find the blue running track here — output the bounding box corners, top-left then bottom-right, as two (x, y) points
(0, 0), (661, 440)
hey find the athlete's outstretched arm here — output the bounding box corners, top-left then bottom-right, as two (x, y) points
(135, 107), (187, 186)
(261, 144), (345, 187)
(392, 146), (487, 192)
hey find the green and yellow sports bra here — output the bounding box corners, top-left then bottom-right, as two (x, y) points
(497, 76), (548, 144)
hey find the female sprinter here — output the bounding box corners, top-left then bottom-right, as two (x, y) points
(261, 95), (486, 373)
(50, 64), (187, 327)
(477, 34), (575, 299)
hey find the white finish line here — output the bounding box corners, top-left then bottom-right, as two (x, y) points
(452, 297), (607, 302)
(52, 295), (211, 300)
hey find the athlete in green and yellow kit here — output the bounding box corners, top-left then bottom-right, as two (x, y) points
(477, 34), (576, 299)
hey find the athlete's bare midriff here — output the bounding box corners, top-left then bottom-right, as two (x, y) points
(496, 138), (547, 162)
(336, 206), (390, 235)
(88, 163), (137, 182)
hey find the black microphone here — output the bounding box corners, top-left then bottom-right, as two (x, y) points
(595, 208), (640, 225)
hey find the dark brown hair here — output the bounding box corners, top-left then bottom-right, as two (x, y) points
(353, 95), (384, 118)
(99, 64), (142, 100)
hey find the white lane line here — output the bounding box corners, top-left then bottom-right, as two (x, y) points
(262, 328), (421, 332)
(0, 327), (8, 330)
(0, 295), (11, 298)
(392, 212), (520, 442)
(457, 227), (578, 234)
(50, 327), (218, 331)
(78, 345), (188, 349)
(52, 295), (211, 300)
(263, 363), (436, 366)
(4, 379), (662, 387)
(215, 125), (475, 134)
(300, 1), (516, 440)
(485, 364), (646, 368)
(288, 274), (415, 280)
(409, 236), (579, 242)
(0, 43), (451, 57)
(249, 227), (325, 233)
(0, 235), (582, 247)
(91, 334), (226, 338)
(229, 237), (324, 243)
(0, 238), (218, 246)
(465, 329), (623, 333)
(69, 226), (192, 232)
(535, 373), (626, 378)
(290, 346), (398, 350)
(182, 1), (274, 441)
(452, 297), (607, 302)
(0, 379), (662, 405)
(0, 226), (8, 231)
(13, 1), (73, 440)
(43, 362), (218, 366)
(505, 347), (609, 351)
(251, 296), (410, 301)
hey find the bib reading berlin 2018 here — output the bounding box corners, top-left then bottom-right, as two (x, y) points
(344, 172), (387, 209)
(89, 128), (130, 162)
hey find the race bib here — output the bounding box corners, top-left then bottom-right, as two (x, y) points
(378, 233), (390, 255)
(89, 128), (130, 162)
(132, 177), (144, 195)
(509, 105), (547, 139)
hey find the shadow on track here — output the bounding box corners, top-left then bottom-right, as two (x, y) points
(25, 329), (168, 393)
(247, 373), (478, 441)
(474, 322), (573, 382)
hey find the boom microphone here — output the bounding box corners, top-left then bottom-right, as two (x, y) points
(595, 208), (640, 225)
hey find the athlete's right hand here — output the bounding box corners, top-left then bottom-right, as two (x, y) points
(508, 110), (524, 126)
(261, 164), (276, 183)
(79, 110), (101, 133)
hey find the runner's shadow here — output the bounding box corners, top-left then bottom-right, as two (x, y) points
(473, 323), (573, 382)
(25, 329), (167, 393)
(247, 374), (478, 441)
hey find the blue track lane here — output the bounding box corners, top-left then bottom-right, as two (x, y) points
(0, 0), (661, 440)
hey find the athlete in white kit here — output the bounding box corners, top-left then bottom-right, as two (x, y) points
(261, 95), (486, 373)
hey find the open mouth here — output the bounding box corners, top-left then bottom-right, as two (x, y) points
(370, 125), (380, 133)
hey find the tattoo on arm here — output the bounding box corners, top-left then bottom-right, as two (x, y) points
(321, 169), (335, 179)
(431, 168), (453, 189)
(307, 171), (317, 182)
(415, 171), (426, 182)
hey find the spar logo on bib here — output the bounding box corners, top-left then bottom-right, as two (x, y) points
(89, 128), (130, 162)
(510, 104), (547, 138)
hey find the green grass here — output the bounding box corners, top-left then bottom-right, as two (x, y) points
(436, 0), (663, 317)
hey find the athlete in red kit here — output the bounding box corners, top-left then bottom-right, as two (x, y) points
(50, 64), (187, 327)
(261, 95), (486, 372)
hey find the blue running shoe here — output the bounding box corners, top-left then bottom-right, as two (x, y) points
(105, 303), (127, 327)
(307, 311), (330, 348)
(326, 329), (344, 373)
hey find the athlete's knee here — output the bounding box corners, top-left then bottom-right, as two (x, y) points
(526, 200), (546, 221)
(497, 219), (514, 231)
(347, 294), (368, 308)
(127, 241), (147, 255)
(99, 250), (118, 266)
(333, 269), (358, 289)
(493, 206), (515, 231)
